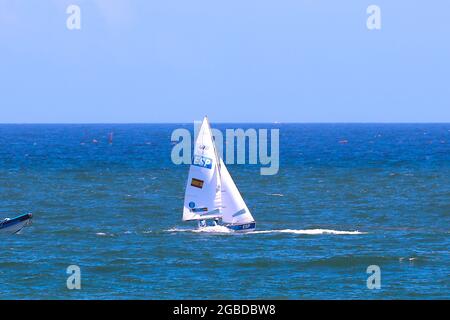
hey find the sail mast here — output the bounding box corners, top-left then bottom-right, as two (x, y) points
(204, 116), (221, 176)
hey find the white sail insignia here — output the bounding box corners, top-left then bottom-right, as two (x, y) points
(182, 117), (256, 231)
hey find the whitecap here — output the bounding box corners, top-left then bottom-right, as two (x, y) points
(165, 227), (365, 235)
(249, 229), (366, 235)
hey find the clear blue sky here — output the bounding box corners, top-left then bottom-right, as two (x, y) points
(1, 0), (449, 123)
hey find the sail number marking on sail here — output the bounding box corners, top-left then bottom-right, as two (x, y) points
(192, 155), (213, 169)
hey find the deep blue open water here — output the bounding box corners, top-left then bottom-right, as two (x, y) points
(0, 124), (448, 299)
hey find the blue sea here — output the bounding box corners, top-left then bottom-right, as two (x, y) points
(0, 124), (448, 299)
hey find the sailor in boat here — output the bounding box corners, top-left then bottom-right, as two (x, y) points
(198, 220), (207, 228)
(198, 218), (220, 228)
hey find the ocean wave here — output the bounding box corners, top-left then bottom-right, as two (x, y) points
(250, 229), (366, 235)
(165, 227), (365, 235)
(95, 232), (116, 237)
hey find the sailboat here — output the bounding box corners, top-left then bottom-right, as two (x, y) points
(0, 213), (33, 234)
(182, 117), (256, 232)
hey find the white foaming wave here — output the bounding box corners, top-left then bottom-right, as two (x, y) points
(250, 229), (366, 235)
(95, 232), (115, 237)
(165, 227), (365, 235)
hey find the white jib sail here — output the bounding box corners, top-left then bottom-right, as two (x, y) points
(219, 158), (255, 225)
(183, 117), (222, 221)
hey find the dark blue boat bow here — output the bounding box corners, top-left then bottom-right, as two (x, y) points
(0, 213), (33, 229)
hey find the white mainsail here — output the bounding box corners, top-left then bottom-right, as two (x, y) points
(219, 158), (255, 225)
(182, 117), (222, 221)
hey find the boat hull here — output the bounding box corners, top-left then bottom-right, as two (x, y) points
(226, 222), (256, 232)
(0, 213), (33, 234)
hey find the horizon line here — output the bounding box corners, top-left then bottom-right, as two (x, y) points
(0, 121), (448, 125)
